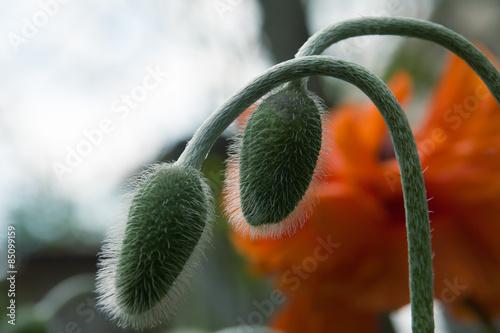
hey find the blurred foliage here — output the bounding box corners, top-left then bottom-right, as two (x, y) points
(8, 185), (101, 255)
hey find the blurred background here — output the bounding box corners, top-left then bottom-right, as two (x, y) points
(0, 0), (499, 332)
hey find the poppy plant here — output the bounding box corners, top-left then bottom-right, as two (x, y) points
(95, 16), (500, 331)
(230, 51), (500, 332)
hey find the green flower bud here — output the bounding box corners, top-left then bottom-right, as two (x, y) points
(96, 163), (212, 330)
(224, 87), (326, 239)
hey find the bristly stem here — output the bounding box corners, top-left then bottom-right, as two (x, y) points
(178, 55), (434, 332)
(294, 16), (500, 105)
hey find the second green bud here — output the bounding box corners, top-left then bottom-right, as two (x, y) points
(239, 86), (323, 227)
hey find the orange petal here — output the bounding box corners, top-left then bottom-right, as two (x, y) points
(415, 48), (500, 319)
(416, 48), (500, 149)
(323, 72), (412, 186)
(271, 290), (382, 333)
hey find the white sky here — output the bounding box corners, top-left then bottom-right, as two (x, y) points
(0, 0), (267, 231)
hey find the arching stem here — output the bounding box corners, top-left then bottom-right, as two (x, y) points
(294, 16), (500, 104)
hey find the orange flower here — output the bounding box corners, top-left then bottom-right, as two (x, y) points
(228, 50), (500, 332)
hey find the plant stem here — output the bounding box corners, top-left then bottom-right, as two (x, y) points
(177, 55), (434, 332)
(295, 17), (500, 104)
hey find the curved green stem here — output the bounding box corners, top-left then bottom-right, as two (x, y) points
(178, 55), (434, 332)
(295, 17), (500, 104)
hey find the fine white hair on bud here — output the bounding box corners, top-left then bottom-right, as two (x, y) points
(96, 163), (213, 330)
(224, 86), (331, 239)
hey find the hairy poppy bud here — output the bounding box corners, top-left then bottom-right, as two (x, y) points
(96, 163), (212, 329)
(225, 87), (326, 238)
